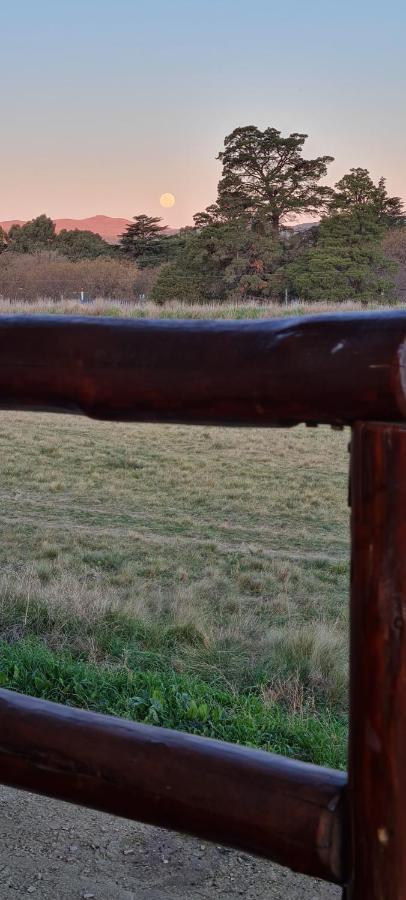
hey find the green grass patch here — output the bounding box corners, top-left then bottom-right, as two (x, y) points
(0, 636), (347, 770)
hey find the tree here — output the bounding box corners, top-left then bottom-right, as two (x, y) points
(383, 226), (406, 301)
(195, 126), (334, 233)
(152, 222), (283, 304)
(119, 214), (168, 267)
(284, 209), (395, 303)
(0, 226), (7, 253)
(8, 214), (56, 252)
(193, 203), (234, 229)
(56, 228), (114, 260)
(330, 168), (404, 226)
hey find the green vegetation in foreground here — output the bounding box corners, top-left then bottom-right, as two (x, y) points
(0, 637), (346, 770)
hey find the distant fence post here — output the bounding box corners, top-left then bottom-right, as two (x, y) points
(348, 422), (406, 898)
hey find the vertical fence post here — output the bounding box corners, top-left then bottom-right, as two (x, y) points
(348, 422), (406, 898)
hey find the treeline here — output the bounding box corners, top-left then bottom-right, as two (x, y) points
(149, 127), (405, 304)
(0, 212), (183, 301)
(0, 215), (117, 260)
(1, 125), (405, 303)
(0, 216), (155, 300)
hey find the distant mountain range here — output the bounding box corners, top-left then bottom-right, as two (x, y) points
(0, 215), (132, 243)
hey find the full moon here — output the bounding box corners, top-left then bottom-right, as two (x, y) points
(160, 192), (176, 208)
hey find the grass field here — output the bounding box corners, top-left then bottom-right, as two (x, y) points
(0, 409), (349, 768)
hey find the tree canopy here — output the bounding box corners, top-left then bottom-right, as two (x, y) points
(0, 226), (7, 253)
(152, 221), (283, 304)
(330, 168), (404, 226)
(56, 228), (114, 260)
(195, 126), (334, 232)
(285, 209), (395, 303)
(8, 214), (56, 252)
(119, 215), (169, 267)
(6, 215), (116, 259)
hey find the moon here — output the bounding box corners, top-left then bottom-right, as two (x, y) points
(160, 192), (176, 208)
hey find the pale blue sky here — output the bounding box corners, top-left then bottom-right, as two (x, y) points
(2, 0), (405, 224)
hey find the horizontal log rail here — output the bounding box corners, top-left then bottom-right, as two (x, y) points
(0, 688), (346, 884)
(0, 312), (406, 426)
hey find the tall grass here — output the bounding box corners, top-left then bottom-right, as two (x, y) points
(0, 296), (405, 318)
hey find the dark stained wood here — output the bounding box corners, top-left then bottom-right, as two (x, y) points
(348, 422), (406, 898)
(0, 313), (406, 426)
(0, 687), (347, 884)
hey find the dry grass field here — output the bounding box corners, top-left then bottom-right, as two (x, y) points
(0, 408), (349, 764)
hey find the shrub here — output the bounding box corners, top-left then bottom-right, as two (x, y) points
(0, 251), (158, 301)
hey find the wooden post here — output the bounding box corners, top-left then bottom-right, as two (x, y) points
(348, 422), (406, 898)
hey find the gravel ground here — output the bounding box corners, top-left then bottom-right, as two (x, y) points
(0, 787), (341, 899)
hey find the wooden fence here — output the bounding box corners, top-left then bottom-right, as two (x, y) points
(1, 311), (406, 898)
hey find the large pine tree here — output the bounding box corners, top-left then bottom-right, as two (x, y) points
(195, 126), (334, 233)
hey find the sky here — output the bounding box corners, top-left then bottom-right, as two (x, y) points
(1, 0), (405, 226)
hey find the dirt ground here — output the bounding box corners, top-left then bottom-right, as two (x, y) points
(0, 787), (341, 899)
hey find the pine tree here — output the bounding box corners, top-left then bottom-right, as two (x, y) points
(285, 210), (396, 303)
(195, 126), (334, 233)
(119, 215), (168, 267)
(330, 168), (404, 226)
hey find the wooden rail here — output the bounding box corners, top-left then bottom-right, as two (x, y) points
(0, 688), (346, 884)
(1, 311), (406, 898)
(0, 312), (406, 425)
